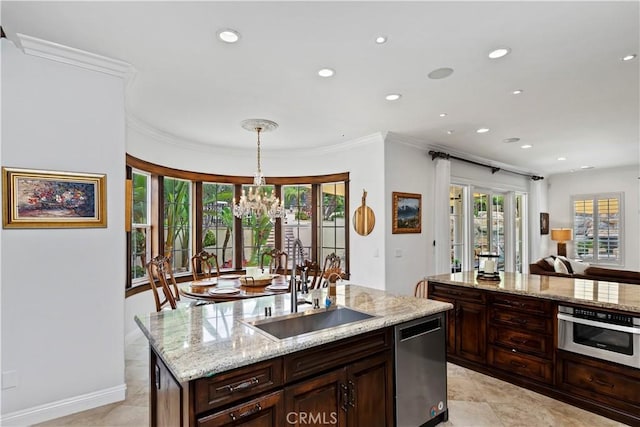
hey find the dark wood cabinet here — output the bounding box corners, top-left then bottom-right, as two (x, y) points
(487, 293), (554, 384)
(556, 350), (640, 425)
(150, 328), (394, 426)
(429, 283), (486, 364)
(284, 350), (392, 427)
(151, 350), (183, 427)
(427, 279), (640, 425)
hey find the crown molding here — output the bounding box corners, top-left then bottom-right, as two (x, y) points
(16, 33), (135, 79)
(127, 114), (385, 158)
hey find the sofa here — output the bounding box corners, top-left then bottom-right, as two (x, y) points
(530, 256), (640, 285)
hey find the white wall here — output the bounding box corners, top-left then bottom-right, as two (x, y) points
(548, 165), (640, 270)
(383, 134), (434, 296)
(1, 39), (126, 424)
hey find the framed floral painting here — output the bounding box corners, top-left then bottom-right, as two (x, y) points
(2, 167), (107, 228)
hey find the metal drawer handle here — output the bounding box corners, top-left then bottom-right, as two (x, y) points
(229, 403), (262, 421)
(513, 318), (528, 325)
(348, 380), (356, 408)
(340, 383), (349, 412)
(588, 376), (615, 389)
(509, 360), (527, 369)
(226, 377), (259, 393)
(509, 337), (529, 345)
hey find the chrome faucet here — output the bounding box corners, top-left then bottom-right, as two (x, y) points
(290, 238), (305, 313)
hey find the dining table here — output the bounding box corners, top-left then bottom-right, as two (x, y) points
(179, 273), (292, 303)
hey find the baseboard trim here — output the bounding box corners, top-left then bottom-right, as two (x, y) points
(0, 383), (126, 426)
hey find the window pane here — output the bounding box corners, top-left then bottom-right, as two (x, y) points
(164, 178), (191, 273)
(132, 172), (148, 225)
(241, 185), (276, 267)
(473, 192), (490, 263)
(574, 199), (594, 259)
(282, 185), (312, 264)
(131, 226), (150, 280)
(450, 185), (464, 272)
(203, 183), (234, 269)
(491, 195), (505, 270)
(131, 172), (150, 282)
(320, 182), (346, 268)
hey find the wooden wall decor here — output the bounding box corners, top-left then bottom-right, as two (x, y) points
(353, 189), (375, 236)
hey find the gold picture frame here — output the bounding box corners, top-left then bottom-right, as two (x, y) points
(2, 167), (107, 228)
(392, 191), (421, 234)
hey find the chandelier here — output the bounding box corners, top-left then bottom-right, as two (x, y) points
(232, 119), (286, 222)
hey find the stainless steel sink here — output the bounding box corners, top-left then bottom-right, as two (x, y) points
(245, 307), (375, 340)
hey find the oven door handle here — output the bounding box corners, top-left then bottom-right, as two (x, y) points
(558, 313), (640, 334)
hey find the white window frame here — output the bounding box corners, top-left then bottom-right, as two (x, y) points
(571, 192), (624, 266)
(131, 170), (151, 285)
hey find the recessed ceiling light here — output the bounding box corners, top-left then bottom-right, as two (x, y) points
(503, 137), (520, 143)
(428, 67), (454, 79)
(447, 130), (455, 135)
(512, 89), (524, 95)
(557, 157), (567, 161)
(488, 47), (511, 59)
(580, 165), (594, 169)
(439, 113), (447, 117)
(476, 127), (490, 134)
(622, 54), (637, 61)
(375, 36), (387, 44)
(521, 144), (533, 149)
(217, 29), (240, 43)
(318, 68), (335, 77)
(385, 93), (401, 101)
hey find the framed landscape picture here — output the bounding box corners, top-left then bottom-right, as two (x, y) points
(392, 191), (421, 234)
(2, 167), (107, 228)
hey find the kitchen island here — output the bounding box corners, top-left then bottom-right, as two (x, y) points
(135, 284), (452, 426)
(427, 272), (640, 425)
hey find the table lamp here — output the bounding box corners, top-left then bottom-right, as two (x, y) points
(551, 228), (572, 257)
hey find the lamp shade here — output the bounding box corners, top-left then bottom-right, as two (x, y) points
(551, 228), (572, 242)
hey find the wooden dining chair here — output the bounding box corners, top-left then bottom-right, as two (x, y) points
(260, 248), (288, 276)
(191, 250), (221, 281)
(319, 253), (342, 287)
(146, 255), (179, 311)
(295, 259), (321, 290)
(414, 278), (429, 298)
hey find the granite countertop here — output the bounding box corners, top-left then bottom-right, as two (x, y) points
(427, 271), (640, 314)
(135, 284), (452, 383)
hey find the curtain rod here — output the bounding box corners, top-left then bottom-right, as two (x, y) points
(428, 150), (544, 181)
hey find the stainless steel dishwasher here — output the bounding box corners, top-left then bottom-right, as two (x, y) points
(395, 312), (448, 426)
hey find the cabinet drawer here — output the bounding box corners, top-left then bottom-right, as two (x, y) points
(429, 283), (485, 303)
(194, 359), (283, 414)
(488, 326), (552, 359)
(197, 390), (283, 426)
(490, 294), (551, 316)
(284, 329), (391, 383)
(489, 308), (551, 334)
(557, 352), (640, 406)
(487, 345), (553, 384)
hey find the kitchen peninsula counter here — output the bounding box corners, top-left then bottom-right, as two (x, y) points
(427, 271), (640, 425)
(427, 271), (640, 314)
(135, 284), (452, 383)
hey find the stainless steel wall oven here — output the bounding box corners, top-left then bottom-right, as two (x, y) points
(558, 305), (640, 368)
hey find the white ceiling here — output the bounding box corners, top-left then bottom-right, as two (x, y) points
(3, 1), (639, 176)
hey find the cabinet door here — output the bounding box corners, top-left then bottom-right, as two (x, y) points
(284, 368), (347, 426)
(431, 295), (456, 355)
(346, 351), (393, 427)
(456, 301), (486, 363)
(197, 390), (283, 427)
(151, 350), (183, 427)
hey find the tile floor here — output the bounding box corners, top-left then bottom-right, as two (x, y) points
(35, 330), (628, 427)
